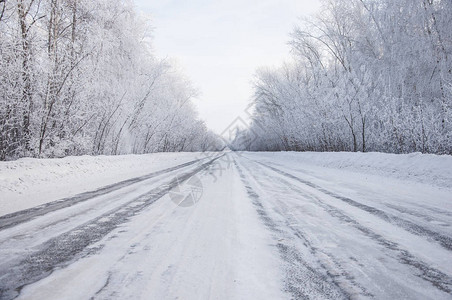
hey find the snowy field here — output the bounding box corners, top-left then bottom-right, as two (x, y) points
(0, 151), (451, 299)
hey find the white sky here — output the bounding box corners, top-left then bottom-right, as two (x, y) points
(134, 0), (321, 134)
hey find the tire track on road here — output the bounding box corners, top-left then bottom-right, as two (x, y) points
(233, 158), (351, 300)
(254, 160), (452, 252)
(0, 155), (223, 300)
(0, 157), (208, 231)
(245, 159), (452, 295)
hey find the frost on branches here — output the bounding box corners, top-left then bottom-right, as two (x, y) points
(0, 0), (221, 160)
(233, 0), (452, 154)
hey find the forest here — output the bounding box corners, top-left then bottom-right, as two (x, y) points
(233, 0), (452, 154)
(0, 0), (221, 160)
(1, 0), (451, 160)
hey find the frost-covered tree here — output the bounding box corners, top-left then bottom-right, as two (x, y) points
(0, 0), (220, 160)
(235, 0), (452, 154)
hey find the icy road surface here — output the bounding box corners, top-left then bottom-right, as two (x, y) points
(0, 152), (451, 299)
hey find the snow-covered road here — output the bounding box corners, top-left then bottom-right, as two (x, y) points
(0, 152), (451, 299)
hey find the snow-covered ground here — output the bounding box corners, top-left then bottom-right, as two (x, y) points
(0, 151), (451, 299)
(0, 153), (202, 216)
(246, 151), (452, 188)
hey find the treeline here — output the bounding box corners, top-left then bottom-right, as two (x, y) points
(0, 0), (221, 160)
(233, 0), (452, 154)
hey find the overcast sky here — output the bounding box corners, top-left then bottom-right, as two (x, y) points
(134, 0), (321, 134)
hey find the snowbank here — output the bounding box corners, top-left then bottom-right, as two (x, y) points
(0, 153), (201, 217)
(246, 151), (452, 189)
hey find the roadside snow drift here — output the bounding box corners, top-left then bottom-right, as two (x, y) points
(247, 151), (452, 189)
(0, 153), (201, 216)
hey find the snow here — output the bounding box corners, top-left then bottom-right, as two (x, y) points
(0, 153), (201, 217)
(15, 155), (285, 300)
(244, 151), (452, 189)
(236, 151), (452, 298)
(1, 151), (451, 299)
